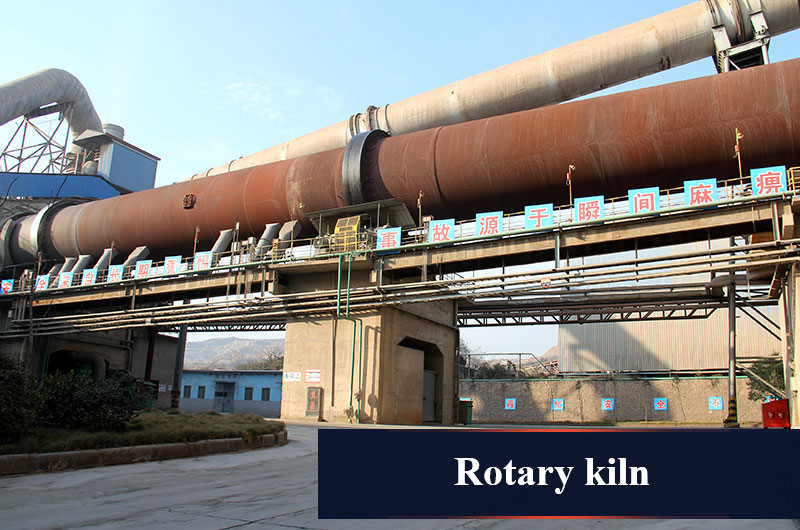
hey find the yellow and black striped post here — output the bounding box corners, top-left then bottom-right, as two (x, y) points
(724, 282), (739, 428)
(724, 397), (739, 427)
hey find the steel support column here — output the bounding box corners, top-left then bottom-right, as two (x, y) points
(725, 283), (739, 426)
(784, 266), (800, 428)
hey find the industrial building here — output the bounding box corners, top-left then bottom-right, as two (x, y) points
(180, 370), (282, 417)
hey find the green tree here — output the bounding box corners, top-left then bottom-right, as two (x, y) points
(234, 353), (283, 371)
(745, 358), (786, 402)
(474, 360), (518, 379)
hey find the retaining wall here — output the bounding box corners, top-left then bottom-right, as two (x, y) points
(460, 376), (765, 424)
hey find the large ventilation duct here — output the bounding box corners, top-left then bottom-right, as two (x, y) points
(0, 68), (102, 140)
(10, 59), (797, 265)
(190, 0), (800, 180)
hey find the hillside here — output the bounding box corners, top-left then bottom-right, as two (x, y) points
(184, 337), (284, 370)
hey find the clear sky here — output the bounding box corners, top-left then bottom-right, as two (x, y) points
(2, 1), (799, 351)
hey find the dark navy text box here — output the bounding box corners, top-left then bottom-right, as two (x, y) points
(318, 428), (800, 519)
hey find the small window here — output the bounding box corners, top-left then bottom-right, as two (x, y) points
(197, 386), (206, 399)
(261, 388), (270, 401)
(244, 387), (253, 401)
(183, 385), (191, 398)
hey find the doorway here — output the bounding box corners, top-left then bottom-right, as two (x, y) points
(214, 382), (234, 412)
(423, 370), (437, 422)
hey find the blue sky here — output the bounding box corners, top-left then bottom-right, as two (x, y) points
(2, 1), (799, 352)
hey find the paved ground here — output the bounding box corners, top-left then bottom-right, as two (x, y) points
(0, 422), (796, 530)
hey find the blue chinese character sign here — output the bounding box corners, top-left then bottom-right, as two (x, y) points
(34, 275), (50, 291)
(654, 398), (668, 411)
(57, 272), (74, 288)
(376, 228), (401, 250)
(708, 397), (724, 410)
(552, 398), (565, 411)
(107, 264), (124, 283)
(684, 179), (717, 205)
(504, 398), (517, 411)
(524, 204), (554, 230)
(81, 268), (97, 286)
(750, 166), (787, 196)
(428, 219), (456, 244)
(164, 256), (182, 275)
(135, 260), (152, 279)
(1, 279), (13, 294)
(194, 251), (214, 271)
(601, 398), (615, 411)
(476, 211), (503, 236)
(574, 196), (605, 223)
(628, 187), (660, 214)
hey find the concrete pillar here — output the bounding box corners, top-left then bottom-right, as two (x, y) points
(170, 325), (188, 410)
(280, 300), (458, 424)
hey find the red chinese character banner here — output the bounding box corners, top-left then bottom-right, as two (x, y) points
(750, 165), (787, 196)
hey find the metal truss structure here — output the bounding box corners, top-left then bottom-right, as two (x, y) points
(0, 103), (72, 174)
(6, 236), (798, 336)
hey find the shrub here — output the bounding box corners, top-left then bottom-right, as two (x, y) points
(82, 371), (152, 431)
(37, 370), (95, 429)
(0, 355), (39, 443)
(37, 370), (151, 432)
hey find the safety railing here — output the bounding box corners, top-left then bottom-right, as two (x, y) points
(5, 167), (797, 296)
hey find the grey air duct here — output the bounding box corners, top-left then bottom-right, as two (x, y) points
(0, 68), (102, 140)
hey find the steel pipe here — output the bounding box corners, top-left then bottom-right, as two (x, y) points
(189, 0), (800, 180)
(10, 251), (795, 336)
(17, 58), (797, 262)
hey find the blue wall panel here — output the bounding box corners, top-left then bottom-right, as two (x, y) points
(0, 172), (120, 199)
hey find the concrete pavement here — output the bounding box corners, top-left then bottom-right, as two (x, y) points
(0, 422), (796, 529)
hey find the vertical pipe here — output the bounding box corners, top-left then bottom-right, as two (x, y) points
(726, 283), (739, 427)
(554, 233), (561, 269)
(336, 254), (342, 316)
(356, 319), (363, 423)
(346, 253), (352, 317)
(785, 268), (799, 428)
(348, 317), (356, 422)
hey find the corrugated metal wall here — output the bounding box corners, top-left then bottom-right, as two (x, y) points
(558, 240), (781, 372)
(558, 308), (780, 372)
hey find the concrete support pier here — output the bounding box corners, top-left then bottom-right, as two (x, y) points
(280, 299), (458, 424)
